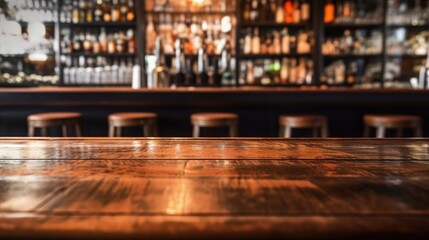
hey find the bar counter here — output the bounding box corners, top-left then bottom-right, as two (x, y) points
(0, 87), (429, 137)
(1, 138), (429, 239)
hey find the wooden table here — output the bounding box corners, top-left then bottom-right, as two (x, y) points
(0, 138), (429, 239)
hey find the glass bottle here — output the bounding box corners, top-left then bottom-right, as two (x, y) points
(111, 0), (121, 22)
(243, 28), (252, 54)
(243, 0), (251, 22)
(324, 0), (335, 23)
(301, 0), (310, 22)
(281, 28), (290, 54)
(293, 0), (300, 23)
(99, 28), (108, 53)
(251, 28), (261, 54)
(280, 58), (289, 84)
(86, 1), (94, 23)
(284, 0), (294, 23)
(127, 29), (136, 54)
(275, 0), (284, 23)
(250, 0), (259, 21)
(103, 0), (112, 22)
(72, 1), (80, 23)
(120, 0), (128, 22)
(94, 0), (104, 22)
(126, 0), (135, 22)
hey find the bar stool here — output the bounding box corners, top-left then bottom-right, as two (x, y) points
(364, 115), (422, 138)
(27, 112), (82, 137)
(279, 115), (328, 138)
(191, 113), (238, 137)
(108, 112), (158, 137)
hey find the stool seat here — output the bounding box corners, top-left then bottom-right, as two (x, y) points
(191, 112), (238, 137)
(108, 112), (158, 137)
(279, 115), (328, 138)
(28, 112), (81, 122)
(27, 112), (82, 137)
(364, 115), (422, 138)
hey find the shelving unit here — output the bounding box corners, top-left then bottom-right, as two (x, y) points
(1, 0), (429, 88)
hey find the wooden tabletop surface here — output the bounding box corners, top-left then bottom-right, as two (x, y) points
(1, 138), (429, 239)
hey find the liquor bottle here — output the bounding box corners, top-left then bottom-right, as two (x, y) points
(275, 0), (284, 23)
(220, 40), (235, 86)
(281, 28), (290, 54)
(269, 0), (277, 22)
(293, 0), (300, 23)
(99, 28), (108, 53)
(297, 32), (311, 53)
(261, 60), (272, 85)
(111, 0), (121, 22)
(115, 31), (126, 53)
(103, 0), (112, 22)
(284, 0), (294, 23)
(251, 28), (261, 54)
(324, 0), (335, 23)
(305, 60), (313, 85)
(243, 0), (251, 22)
(290, 35), (297, 53)
(72, 1), (80, 23)
(120, 0), (128, 22)
(280, 58), (289, 84)
(259, 0), (268, 22)
(126, 0), (135, 22)
(146, 16), (157, 53)
(93, 35), (101, 53)
(127, 29), (136, 54)
(273, 31), (281, 54)
(83, 32), (93, 53)
(108, 34), (116, 53)
(151, 36), (170, 88)
(250, 0), (259, 21)
(243, 28), (252, 54)
(174, 39), (186, 86)
(246, 61), (255, 85)
(86, 1), (94, 23)
(343, 0), (351, 20)
(197, 47), (209, 86)
(289, 58), (297, 84)
(297, 58), (307, 84)
(186, 58), (197, 86)
(78, 0), (86, 23)
(301, 0), (310, 22)
(94, 0), (104, 22)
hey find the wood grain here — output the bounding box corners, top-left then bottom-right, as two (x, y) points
(1, 138), (429, 239)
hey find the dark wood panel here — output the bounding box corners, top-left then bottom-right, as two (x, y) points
(1, 214), (429, 240)
(0, 138), (429, 160)
(1, 160), (429, 178)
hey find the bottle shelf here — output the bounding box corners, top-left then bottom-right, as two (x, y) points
(146, 11), (235, 15)
(61, 22), (137, 28)
(387, 54), (428, 58)
(324, 23), (383, 29)
(163, 54), (223, 58)
(323, 53), (383, 59)
(62, 53), (136, 57)
(17, 21), (56, 27)
(387, 24), (429, 29)
(239, 53), (312, 59)
(0, 53), (56, 58)
(240, 22), (308, 28)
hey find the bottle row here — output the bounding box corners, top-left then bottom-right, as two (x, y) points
(61, 28), (136, 54)
(61, 0), (135, 24)
(1, 0), (57, 22)
(324, 0), (383, 24)
(322, 29), (383, 55)
(321, 60), (381, 86)
(242, 0), (311, 24)
(241, 28), (312, 55)
(387, 0), (429, 25)
(387, 30), (429, 55)
(239, 58), (313, 86)
(146, 0), (234, 13)
(62, 56), (136, 85)
(146, 14), (234, 55)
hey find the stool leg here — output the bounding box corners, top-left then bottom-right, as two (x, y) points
(364, 126), (370, 137)
(109, 124), (115, 137)
(41, 127), (48, 137)
(62, 125), (68, 137)
(376, 126), (385, 138)
(75, 124), (82, 137)
(279, 125), (284, 138)
(229, 123), (238, 137)
(116, 127), (122, 137)
(415, 126), (423, 137)
(193, 125), (200, 137)
(285, 126), (292, 138)
(28, 126), (35, 137)
(143, 122), (150, 137)
(321, 122), (328, 138)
